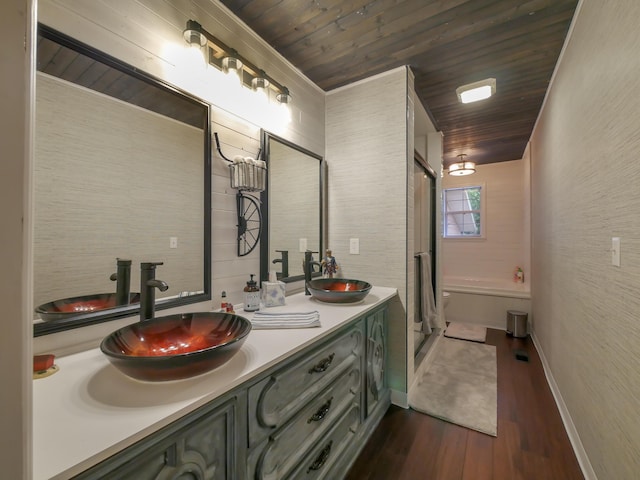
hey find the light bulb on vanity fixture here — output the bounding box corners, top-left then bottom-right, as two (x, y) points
(448, 154), (476, 176)
(276, 87), (292, 105)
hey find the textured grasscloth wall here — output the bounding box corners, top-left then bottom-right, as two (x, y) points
(442, 160), (528, 283)
(326, 67), (409, 393)
(530, 1), (640, 478)
(35, 74), (203, 307)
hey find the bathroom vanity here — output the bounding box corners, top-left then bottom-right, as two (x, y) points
(33, 286), (396, 479)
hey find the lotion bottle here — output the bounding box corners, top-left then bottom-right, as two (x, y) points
(243, 274), (260, 312)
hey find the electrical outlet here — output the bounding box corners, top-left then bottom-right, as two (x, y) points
(299, 238), (307, 252)
(170, 237), (178, 249)
(349, 238), (359, 255)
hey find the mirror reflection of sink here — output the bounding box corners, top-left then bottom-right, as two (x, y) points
(100, 312), (252, 382)
(307, 279), (372, 304)
(35, 293), (141, 322)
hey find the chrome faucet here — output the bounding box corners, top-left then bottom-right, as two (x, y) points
(272, 249), (289, 279)
(140, 262), (169, 321)
(109, 258), (132, 306)
(304, 250), (321, 295)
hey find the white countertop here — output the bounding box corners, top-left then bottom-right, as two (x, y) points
(33, 286), (397, 480)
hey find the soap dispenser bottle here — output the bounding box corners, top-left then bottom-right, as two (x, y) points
(243, 274), (260, 312)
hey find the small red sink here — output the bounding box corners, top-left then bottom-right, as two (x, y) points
(307, 278), (372, 303)
(36, 293), (141, 322)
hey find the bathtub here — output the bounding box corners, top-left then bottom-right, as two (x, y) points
(443, 276), (531, 330)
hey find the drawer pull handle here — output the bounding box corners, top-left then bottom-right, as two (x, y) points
(309, 353), (335, 374)
(308, 397), (333, 423)
(307, 440), (333, 473)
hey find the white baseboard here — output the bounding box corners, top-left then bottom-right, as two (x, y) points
(530, 332), (598, 480)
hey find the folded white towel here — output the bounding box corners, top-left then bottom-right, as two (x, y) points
(251, 310), (321, 329)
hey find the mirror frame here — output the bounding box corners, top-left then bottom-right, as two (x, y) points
(260, 130), (324, 284)
(33, 24), (212, 337)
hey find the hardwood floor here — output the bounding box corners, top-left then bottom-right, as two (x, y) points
(346, 329), (584, 480)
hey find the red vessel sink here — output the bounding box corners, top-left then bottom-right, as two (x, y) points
(100, 312), (251, 381)
(36, 293), (141, 322)
(307, 278), (372, 303)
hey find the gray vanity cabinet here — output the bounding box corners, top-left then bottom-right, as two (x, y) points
(72, 303), (390, 480)
(365, 306), (387, 416)
(246, 322), (364, 479)
(73, 393), (245, 480)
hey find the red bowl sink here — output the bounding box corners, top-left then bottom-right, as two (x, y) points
(307, 278), (372, 303)
(36, 293), (141, 322)
(100, 312), (251, 381)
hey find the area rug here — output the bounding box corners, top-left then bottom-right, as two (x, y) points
(409, 337), (497, 436)
(444, 322), (487, 343)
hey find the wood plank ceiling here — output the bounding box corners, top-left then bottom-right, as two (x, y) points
(219, 0), (579, 167)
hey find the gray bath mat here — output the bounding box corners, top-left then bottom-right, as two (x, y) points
(409, 337), (497, 436)
(444, 322), (487, 343)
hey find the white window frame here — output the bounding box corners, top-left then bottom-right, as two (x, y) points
(442, 184), (486, 239)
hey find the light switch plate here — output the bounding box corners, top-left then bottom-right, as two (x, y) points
(299, 238), (307, 252)
(612, 237), (620, 266)
(170, 237), (178, 249)
(349, 238), (359, 255)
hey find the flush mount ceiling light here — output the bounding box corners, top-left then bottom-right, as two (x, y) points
(448, 154), (476, 176)
(182, 20), (291, 104)
(456, 78), (496, 104)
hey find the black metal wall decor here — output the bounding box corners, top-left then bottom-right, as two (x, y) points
(214, 132), (263, 256)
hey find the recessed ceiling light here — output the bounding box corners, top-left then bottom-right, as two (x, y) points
(456, 78), (496, 104)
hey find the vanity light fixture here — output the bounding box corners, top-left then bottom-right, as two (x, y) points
(251, 70), (270, 90)
(448, 154), (476, 176)
(221, 50), (243, 74)
(276, 87), (292, 105)
(183, 20), (292, 104)
(183, 20), (207, 47)
(456, 78), (496, 104)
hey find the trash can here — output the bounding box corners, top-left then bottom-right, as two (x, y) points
(506, 310), (528, 338)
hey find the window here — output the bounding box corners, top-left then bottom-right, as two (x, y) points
(443, 185), (484, 238)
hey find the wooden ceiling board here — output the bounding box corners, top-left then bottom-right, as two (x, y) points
(223, 0), (579, 166)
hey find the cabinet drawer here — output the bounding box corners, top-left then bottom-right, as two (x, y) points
(250, 365), (361, 480)
(289, 402), (361, 480)
(248, 323), (364, 445)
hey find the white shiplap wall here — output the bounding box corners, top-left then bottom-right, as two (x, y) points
(1, 1), (34, 477)
(530, 1), (640, 478)
(34, 0), (325, 352)
(326, 67), (410, 395)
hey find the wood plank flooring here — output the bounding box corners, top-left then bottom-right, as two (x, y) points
(346, 329), (584, 480)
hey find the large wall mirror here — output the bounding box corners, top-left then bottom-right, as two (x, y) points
(260, 131), (324, 283)
(33, 24), (211, 336)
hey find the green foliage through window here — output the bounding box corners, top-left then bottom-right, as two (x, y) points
(443, 186), (483, 237)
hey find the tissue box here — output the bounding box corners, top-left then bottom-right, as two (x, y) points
(261, 281), (286, 307)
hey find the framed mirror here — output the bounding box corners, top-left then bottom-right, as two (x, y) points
(33, 24), (211, 336)
(260, 131), (324, 283)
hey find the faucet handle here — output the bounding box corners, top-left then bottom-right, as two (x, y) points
(141, 261), (164, 270)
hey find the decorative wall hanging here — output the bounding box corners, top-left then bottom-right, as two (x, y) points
(214, 132), (263, 256)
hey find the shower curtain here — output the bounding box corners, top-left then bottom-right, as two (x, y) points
(416, 252), (441, 334)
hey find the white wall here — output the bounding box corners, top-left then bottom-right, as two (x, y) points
(1, 1), (34, 477)
(530, 1), (640, 478)
(326, 67), (410, 394)
(442, 159), (529, 283)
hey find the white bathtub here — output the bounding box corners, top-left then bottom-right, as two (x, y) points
(443, 276), (531, 330)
